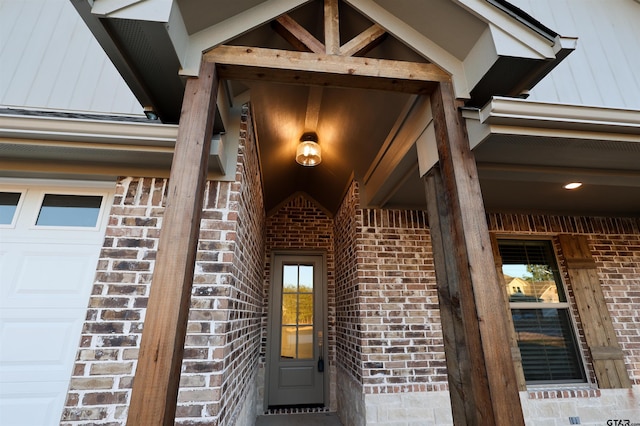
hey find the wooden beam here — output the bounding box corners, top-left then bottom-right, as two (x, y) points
(204, 45), (448, 93)
(340, 24), (386, 57)
(304, 86), (323, 131)
(489, 234), (527, 391)
(126, 62), (219, 426)
(324, 0), (340, 55)
(273, 14), (325, 54)
(424, 82), (525, 425)
(364, 95), (430, 206)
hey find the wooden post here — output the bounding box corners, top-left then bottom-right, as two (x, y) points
(424, 82), (525, 425)
(126, 61), (219, 426)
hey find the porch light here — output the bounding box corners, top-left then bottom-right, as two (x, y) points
(296, 132), (322, 166)
(563, 182), (583, 190)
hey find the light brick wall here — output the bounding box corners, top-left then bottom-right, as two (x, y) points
(357, 207), (445, 394)
(62, 105), (265, 426)
(334, 182), (446, 396)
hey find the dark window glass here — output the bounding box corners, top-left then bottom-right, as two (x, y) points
(36, 194), (102, 227)
(512, 309), (585, 383)
(0, 192), (21, 224)
(499, 239), (586, 384)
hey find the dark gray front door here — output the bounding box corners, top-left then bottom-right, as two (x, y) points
(267, 253), (325, 407)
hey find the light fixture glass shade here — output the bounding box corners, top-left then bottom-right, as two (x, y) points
(296, 133), (322, 166)
(563, 182), (583, 190)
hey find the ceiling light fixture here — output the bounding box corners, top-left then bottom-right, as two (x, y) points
(563, 182), (583, 190)
(296, 132), (322, 166)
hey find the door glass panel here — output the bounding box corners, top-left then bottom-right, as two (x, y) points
(299, 265), (314, 290)
(0, 192), (21, 224)
(281, 326), (297, 359)
(297, 326), (313, 359)
(280, 263), (314, 359)
(298, 294), (313, 324)
(36, 194), (102, 227)
(282, 294), (297, 324)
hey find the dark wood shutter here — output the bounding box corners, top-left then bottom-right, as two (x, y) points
(490, 234), (527, 391)
(558, 234), (631, 389)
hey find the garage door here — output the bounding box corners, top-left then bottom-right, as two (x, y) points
(0, 179), (114, 426)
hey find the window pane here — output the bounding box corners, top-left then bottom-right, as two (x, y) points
(0, 192), (21, 224)
(499, 240), (566, 303)
(512, 308), (585, 383)
(299, 265), (313, 290)
(36, 194), (102, 227)
(282, 294), (298, 325)
(297, 326), (313, 359)
(281, 326), (297, 359)
(279, 263), (315, 360)
(298, 294), (313, 325)
(283, 265), (298, 292)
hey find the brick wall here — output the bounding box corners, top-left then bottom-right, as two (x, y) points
(334, 182), (447, 396)
(262, 193), (336, 409)
(334, 182), (363, 384)
(62, 105), (265, 425)
(357, 207), (445, 394)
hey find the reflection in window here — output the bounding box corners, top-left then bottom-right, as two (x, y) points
(498, 239), (585, 384)
(36, 194), (102, 227)
(281, 264), (314, 359)
(0, 192), (21, 225)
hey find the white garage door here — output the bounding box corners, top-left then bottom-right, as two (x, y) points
(0, 179), (114, 426)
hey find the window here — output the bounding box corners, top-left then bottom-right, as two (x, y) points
(498, 239), (586, 384)
(0, 192), (21, 225)
(280, 264), (314, 359)
(36, 194), (103, 227)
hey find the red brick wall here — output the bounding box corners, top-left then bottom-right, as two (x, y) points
(334, 182), (363, 383)
(62, 105), (265, 425)
(357, 206), (446, 393)
(263, 194), (336, 368)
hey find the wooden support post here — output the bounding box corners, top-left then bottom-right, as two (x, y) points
(424, 82), (525, 425)
(126, 61), (219, 426)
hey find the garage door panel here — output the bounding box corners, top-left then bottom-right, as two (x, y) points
(0, 179), (114, 426)
(0, 381), (68, 426)
(0, 244), (100, 309)
(0, 310), (85, 383)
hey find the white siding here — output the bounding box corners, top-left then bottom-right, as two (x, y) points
(0, 0), (142, 115)
(509, 0), (640, 109)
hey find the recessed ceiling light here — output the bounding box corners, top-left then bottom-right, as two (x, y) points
(563, 182), (583, 190)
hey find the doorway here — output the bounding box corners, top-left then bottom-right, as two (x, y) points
(267, 252), (327, 407)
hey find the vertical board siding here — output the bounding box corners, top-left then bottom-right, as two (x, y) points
(510, 0), (640, 109)
(0, 0), (141, 115)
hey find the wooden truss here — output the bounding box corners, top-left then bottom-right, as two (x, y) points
(127, 1), (525, 425)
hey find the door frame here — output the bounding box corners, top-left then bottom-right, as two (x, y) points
(265, 250), (328, 408)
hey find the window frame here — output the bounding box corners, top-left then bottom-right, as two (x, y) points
(496, 235), (589, 386)
(0, 189), (26, 228)
(30, 190), (107, 230)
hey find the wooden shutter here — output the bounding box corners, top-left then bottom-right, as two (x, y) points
(558, 234), (631, 389)
(490, 234), (527, 391)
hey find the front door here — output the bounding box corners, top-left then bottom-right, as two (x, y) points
(267, 253), (325, 407)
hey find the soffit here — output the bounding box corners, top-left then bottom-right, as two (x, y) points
(384, 101), (640, 217)
(371, 0), (486, 59)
